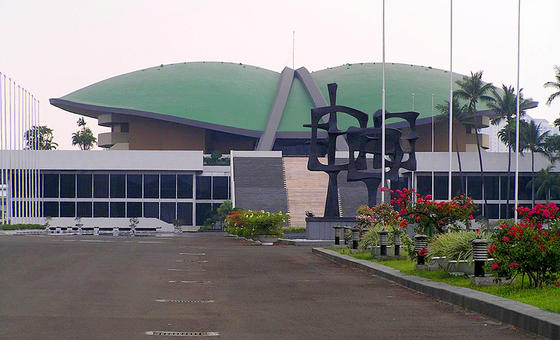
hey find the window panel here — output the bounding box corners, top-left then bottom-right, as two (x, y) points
(160, 202), (176, 223)
(109, 202), (125, 218)
(77, 202), (92, 217)
(467, 176), (482, 200)
(196, 176), (211, 199)
(212, 176), (229, 199)
(43, 174), (59, 198)
(484, 176), (499, 200)
(143, 202), (159, 218)
(500, 176), (515, 202)
(60, 202), (75, 217)
(43, 201), (59, 217)
(127, 174), (142, 198)
(77, 174), (92, 198)
(160, 174), (176, 199)
(434, 174), (448, 201)
(500, 204), (514, 219)
(144, 175), (159, 198)
(94, 174), (109, 198)
(177, 175), (193, 199)
(487, 204), (499, 219)
(196, 203), (213, 226)
(452, 176), (463, 197)
(177, 202), (193, 226)
(518, 176), (532, 200)
(127, 202), (142, 218)
(110, 174), (125, 198)
(416, 175), (432, 196)
(93, 202), (109, 217)
(60, 174), (76, 198)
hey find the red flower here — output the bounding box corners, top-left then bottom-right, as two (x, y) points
(417, 248), (429, 257)
(468, 215), (474, 220)
(509, 262), (520, 268)
(491, 263), (499, 270)
(488, 244), (496, 253)
(475, 229), (481, 235)
(556, 281), (560, 287)
(380, 187), (387, 192)
(501, 236), (510, 243)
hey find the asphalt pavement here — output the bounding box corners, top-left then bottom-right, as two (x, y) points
(0, 233), (536, 339)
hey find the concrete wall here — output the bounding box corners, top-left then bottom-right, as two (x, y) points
(127, 116), (207, 150)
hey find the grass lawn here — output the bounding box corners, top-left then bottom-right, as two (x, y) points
(332, 248), (560, 314)
(0, 224), (44, 231)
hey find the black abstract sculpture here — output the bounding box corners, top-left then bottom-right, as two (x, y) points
(305, 83), (419, 217)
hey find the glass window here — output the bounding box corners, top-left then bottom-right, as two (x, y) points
(213, 176), (229, 199)
(160, 202), (176, 223)
(127, 174), (142, 198)
(94, 174), (109, 198)
(416, 175), (432, 196)
(60, 202), (75, 217)
(177, 202), (193, 226)
(484, 175), (499, 200)
(196, 203), (213, 226)
(500, 176), (515, 203)
(110, 174), (125, 198)
(452, 176), (463, 197)
(93, 202), (109, 217)
(472, 204), (482, 218)
(77, 174), (92, 198)
(43, 202), (59, 217)
(144, 175), (159, 198)
(500, 204), (514, 219)
(127, 202), (142, 218)
(144, 202), (159, 218)
(467, 176), (482, 200)
(196, 176), (211, 199)
(177, 175), (193, 198)
(60, 174), (76, 198)
(110, 202), (125, 218)
(77, 202), (92, 217)
(43, 174), (59, 198)
(518, 175), (532, 200)
(434, 174), (448, 200)
(487, 204), (499, 219)
(161, 174), (176, 199)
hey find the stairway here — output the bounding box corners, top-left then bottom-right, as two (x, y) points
(282, 157), (330, 226)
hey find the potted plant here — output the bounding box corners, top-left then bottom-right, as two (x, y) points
(242, 210), (288, 244)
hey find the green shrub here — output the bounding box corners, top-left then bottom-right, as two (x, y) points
(0, 224), (45, 231)
(428, 231), (479, 262)
(281, 226), (306, 234)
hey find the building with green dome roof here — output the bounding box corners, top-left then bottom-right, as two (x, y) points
(50, 61), (514, 154)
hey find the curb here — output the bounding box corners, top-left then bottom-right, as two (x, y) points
(312, 247), (560, 340)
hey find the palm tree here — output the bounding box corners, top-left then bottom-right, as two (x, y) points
(544, 134), (560, 162)
(488, 85), (532, 218)
(528, 166), (560, 201)
(436, 98), (472, 195)
(544, 66), (560, 127)
(521, 121), (550, 207)
(71, 117), (97, 150)
(454, 71), (494, 216)
(23, 125), (58, 150)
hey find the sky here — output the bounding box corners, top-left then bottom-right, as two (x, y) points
(0, 0), (558, 149)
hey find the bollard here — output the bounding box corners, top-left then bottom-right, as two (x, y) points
(472, 238), (488, 277)
(93, 227), (99, 236)
(414, 234), (428, 265)
(333, 226), (343, 245)
(351, 228), (360, 249)
(394, 234), (401, 256)
(378, 230), (389, 256)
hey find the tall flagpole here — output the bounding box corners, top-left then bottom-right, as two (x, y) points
(381, 0), (387, 202)
(448, 0), (453, 201)
(0, 73), (3, 225)
(431, 93), (435, 199)
(514, 0), (521, 223)
(292, 31), (295, 69)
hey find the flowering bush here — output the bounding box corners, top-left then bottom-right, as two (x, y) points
(225, 209), (288, 237)
(389, 187), (476, 236)
(355, 203), (411, 252)
(490, 203), (560, 288)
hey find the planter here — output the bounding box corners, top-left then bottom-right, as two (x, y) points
(252, 235), (278, 244)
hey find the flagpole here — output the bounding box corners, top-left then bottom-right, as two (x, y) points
(514, 0), (521, 223)
(448, 0), (453, 201)
(381, 0), (387, 202)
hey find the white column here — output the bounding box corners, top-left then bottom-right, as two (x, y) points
(381, 0), (386, 202)
(514, 0), (521, 223)
(0, 73), (3, 225)
(448, 0), (453, 201)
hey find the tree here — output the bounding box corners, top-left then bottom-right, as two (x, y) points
(71, 117), (97, 150)
(528, 166), (560, 201)
(436, 98), (472, 195)
(544, 134), (560, 162)
(544, 66), (560, 127)
(23, 125), (58, 150)
(521, 121), (550, 207)
(453, 71), (494, 216)
(488, 85), (532, 218)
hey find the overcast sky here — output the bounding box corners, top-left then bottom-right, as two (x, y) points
(0, 0), (558, 149)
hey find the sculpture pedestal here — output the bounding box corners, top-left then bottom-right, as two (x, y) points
(305, 217), (356, 240)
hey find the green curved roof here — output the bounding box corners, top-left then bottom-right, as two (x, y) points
(53, 61), (490, 135)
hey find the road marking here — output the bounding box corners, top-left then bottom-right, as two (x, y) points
(168, 280), (212, 284)
(155, 299), (214, 304)
(175, 260), (184, 262)
(179, 252), (206, 256)
(79, 240), (115, 243)
(145, 331), (219, 337)
(168, 268), (207, 272)
(137, 241), (166, 244)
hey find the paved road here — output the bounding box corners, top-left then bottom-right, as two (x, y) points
(0, 233), (534, 339)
